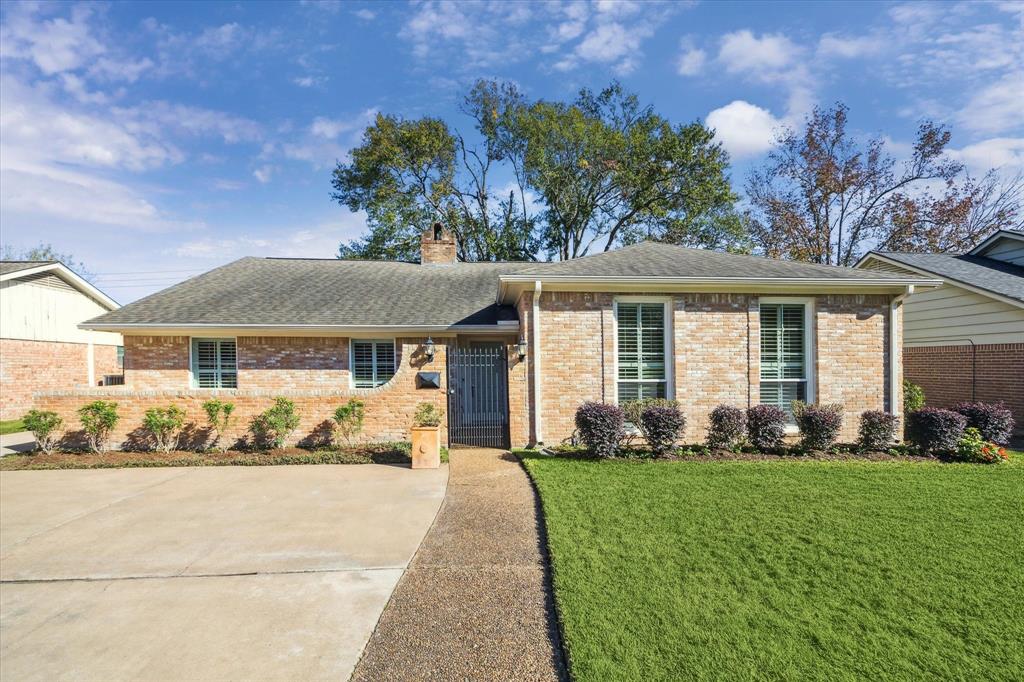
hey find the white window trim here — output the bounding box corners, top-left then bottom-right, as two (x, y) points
(758, 297), (816, 432)
(189, 337), (238, 389)
(612, 296), (675, 405)
(349, 338), (398, 389)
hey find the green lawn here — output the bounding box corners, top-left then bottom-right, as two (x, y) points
(522, 453), (1024, 681)
(0, 419), (26, 435)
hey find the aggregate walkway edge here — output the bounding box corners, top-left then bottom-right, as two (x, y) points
(351, 448), (569, 681)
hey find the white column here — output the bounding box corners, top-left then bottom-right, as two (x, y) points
(532, 280), (543, 444)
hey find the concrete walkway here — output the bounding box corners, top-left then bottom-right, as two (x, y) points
(351, 449), (568, 681)
(0, 431), (34, 456)
(0, 464), (447, 681)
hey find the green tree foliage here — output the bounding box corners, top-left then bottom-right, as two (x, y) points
(332, 80), (741, 261)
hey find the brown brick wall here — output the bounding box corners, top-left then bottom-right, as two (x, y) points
(36, 335), (451, 448)
(534, 292), (897, 445)
(1, 338), (121, 420)
(905, 343), (1023, 435)
(124, 335), (190, 390)
(237, 336), (348, 389)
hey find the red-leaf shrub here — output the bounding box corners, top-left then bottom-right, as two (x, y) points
(858, 411), (898, 451)
(746, 404), (787, 451)
(906, 408), (966, 454)
(640, 404), (685, 456)
(575, 402), (625, 458)
(952, 401), (1014, 446)
(707, 405), (746, 448)
(793, 402), (844, 450)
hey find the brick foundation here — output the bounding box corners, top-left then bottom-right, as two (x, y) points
(0, 338), (120, 420)
(905, 343), (1023, 435)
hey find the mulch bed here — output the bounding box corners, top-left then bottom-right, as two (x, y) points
(0, 443), (414, 471)
(544, 445), (943, 463)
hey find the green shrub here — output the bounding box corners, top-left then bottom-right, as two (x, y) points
(706, 405), (746, 449)
(23, 409), (63, 454)
(622, 398), (677, 442)
(249, 398), (300, 449)
(903, 379), (925, 413)
(952, 401), (1014, 446)
(333, 399), (365, 446)
(78, 400), (119, 453)
(142, 405), (186, 453)
(413, 402), (443, 427)
(639, 404), (685, 457)
(746, 404), (787, 451)
(202, 399), (236, 452)
(955, 427), (1009, 464)
(906, 408), (966, 455)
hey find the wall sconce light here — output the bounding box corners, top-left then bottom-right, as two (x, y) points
(423, 337), (435, 362)
(515, 338), (528, 360)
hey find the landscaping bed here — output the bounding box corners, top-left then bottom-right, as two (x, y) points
(521, 452), (1024, 681)
(545, 443), (980, 463)
(0, 442), (449, 471)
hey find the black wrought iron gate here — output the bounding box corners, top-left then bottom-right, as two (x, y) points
(447, 344), (510, 449)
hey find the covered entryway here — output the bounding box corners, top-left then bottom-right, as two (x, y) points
(447, 343), (511, 448)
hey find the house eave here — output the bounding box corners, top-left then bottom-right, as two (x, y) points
(77, 322), (520, 337)
(1, 262), (119, 310)
(856, 252), (1024, 309)
(495, 274), (941, 303)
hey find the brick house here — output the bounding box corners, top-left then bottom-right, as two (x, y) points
(1, 261), (123, 421)
(35, 227), (941, 448)
(857, 229), (1024, 435)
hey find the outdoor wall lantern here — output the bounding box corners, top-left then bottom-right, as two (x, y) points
(515, 338), (528, 360)
(423, 337), (435, 362)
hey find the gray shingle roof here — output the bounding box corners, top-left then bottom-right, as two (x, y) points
(0, 261), (55, 276)
(503, 241), (907, 280)
(86, 258), (534, 327)
(871, 252), (1024, 303)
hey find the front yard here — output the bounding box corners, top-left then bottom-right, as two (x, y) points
(522, 453), (1024, 681)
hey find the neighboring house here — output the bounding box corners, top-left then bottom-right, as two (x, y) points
(856, 229), (1024, 434)
(0, 261), (123, 421)
(34, 227), (940, 448)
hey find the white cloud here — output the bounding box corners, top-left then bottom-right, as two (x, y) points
(212, 179), (247, 191)
(676, 46), (705, 76)
(817, 33), (883, 58)
(718, 30), (800, 78)
(353, 9), (376, 21)
(576, 22), (645, 64)
(956, 72), (1024, 135)
(705, 100), (785, 158)
(950, 138), (1024, 175)
(253, 165), (275, 183)
(174, 214), (366, 260)
(0, 3), (105, 75)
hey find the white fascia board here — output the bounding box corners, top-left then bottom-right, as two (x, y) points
(2, 263), (119, 310)
(969, 229), (1024, 256)
(78, 322), (519, 336)
(857, 253), (1024, 310)
(496, 274), (942, 303)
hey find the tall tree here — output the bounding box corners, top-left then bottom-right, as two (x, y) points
(332, 81), (739, 261)
(745, 103), (1021, 266)
(0, 243), (93, 280)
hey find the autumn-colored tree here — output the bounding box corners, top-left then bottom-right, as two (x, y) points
(745, 103), (1022, 265)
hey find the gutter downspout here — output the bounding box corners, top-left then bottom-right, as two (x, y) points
(890, 285), (913, 415)
(532, 280), (543, 445)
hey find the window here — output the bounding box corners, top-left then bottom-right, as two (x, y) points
(191, 338), (237, 388)
(352, 340), (396, 388)
(760, 303), (808, 416)
(616, 302), (667, 403)
(116, 345), (124, 369)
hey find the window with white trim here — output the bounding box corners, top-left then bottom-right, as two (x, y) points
(351, 340), (396, 388)
(616, 302), (667, 402)
(759, 303), (807, 415)
(191, 338), (237, 388)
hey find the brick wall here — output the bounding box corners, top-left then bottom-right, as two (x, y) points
(237, 336), (348, 389)
(905, 343), (1023, 435)
(39, 336), (451, 448)
(1, 338), (121, 420)
(534, 292), (896, 445)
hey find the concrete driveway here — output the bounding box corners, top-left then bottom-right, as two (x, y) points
(0, 464), (447, 681)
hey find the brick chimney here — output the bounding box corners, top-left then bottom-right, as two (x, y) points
(421, 222), (457, 265)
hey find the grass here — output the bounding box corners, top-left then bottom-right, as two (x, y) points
(0, 442), (450, 470)
(521, 451), (1024, 681)
(0, 419), (26, 435)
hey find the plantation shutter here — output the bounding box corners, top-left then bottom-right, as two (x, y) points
(759, 304), (806, 415)
(352, 340), (396, 388)
(191, 338), (237, 388)
(617, 303), (667, 403)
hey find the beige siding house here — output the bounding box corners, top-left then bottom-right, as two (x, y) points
(0, 262), (123, 420)
(35, 228), (941, 449)
(856, 229), (1024, 433)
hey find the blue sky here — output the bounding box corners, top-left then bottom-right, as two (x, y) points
(1, 0), (1021, 302)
